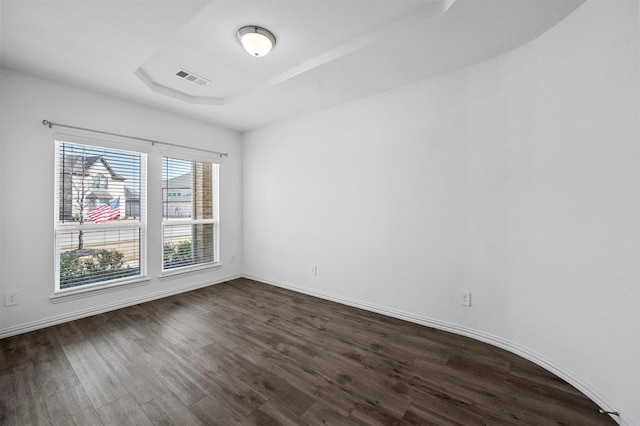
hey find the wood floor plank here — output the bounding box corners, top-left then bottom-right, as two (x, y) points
(87, 334), (168, 405)
(230, 340), (361, 416)
(190, 349), (269, 416)
(349, 404), (408, 426)
(309, 350), (412, 418)
(154, 361), (209, 406)
(403, 401), (467, 426)
(51, 321), (87, 346)
(0, 334), (31, 376)
(35, 357), (80, 396)
(140, 392), (203, 426)
(45, 383), (102, 426)
(0, 278), (616, 425)
(0, 394), (51, 426)
(314, 348), (412, 398)
(409, 355), (591, 424)
(96, 395), (153, 426)
(25, 328), (80, 397)
(61, 340), (129, 409)
(131, 302), (219, 351)
(0, 364), (51, 426)
(189, 395), (246, 425)
(202, 343), (316, 417)
(245, 400), (308, 426)
(300, 401), (360, 426)
(402, 388), (486, 425)
(322, 320), (423, 363)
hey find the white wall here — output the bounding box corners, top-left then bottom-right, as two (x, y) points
(0, 69), (243, 336)
(0, 66), (4, 325)
(243, 1), (639, 424)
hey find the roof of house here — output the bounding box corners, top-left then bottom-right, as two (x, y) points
(63, 155), (126, 181)
(124, 187), (140, 200)
(163, 172), (192, 189)
(86, 190), (113, 199)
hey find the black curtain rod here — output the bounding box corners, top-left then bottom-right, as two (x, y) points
(42, 120), (229, 158)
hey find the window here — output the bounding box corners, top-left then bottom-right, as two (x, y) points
(162, 156), (219, 271)
(92, 173), (108, 189)
(88, 197), (109, 209)
(55, 141), (146, 292)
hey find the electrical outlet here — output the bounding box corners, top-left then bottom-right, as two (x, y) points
(4, 291), (19, 307)
(459, 290), (471, 307)
(310, 264), (317, 276)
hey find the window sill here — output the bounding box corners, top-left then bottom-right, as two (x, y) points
(159, 262), (222, 281)
(50, 276), (151, 303)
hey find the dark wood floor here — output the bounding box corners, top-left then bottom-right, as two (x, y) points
(1, 278), (614, 425)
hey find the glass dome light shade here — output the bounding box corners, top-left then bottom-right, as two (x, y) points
(237, 26), (276, 57)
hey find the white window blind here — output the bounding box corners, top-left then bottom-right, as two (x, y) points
(162, 156), (219, 271)
(54, 141), (147, 292)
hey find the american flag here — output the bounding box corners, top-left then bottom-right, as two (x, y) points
(87, 198), (121, 224)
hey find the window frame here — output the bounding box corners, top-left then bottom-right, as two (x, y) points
(92, 173), (108, 189)
(160, 151), (220, 275)
(53, 136), (148, 296)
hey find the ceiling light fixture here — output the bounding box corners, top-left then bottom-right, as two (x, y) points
(236, 26), (276, 57)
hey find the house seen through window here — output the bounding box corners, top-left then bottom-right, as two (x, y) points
(55, 141), (146, 292)
(162, 156), (219, 270)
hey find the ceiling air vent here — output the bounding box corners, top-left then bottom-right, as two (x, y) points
(175, 69), (209, 86)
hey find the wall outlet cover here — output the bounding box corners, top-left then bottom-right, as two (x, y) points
(459, 290), (471, 307)
(4, 291), (19, 307)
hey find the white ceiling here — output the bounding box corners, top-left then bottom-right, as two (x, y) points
(1, 0), (583, 132)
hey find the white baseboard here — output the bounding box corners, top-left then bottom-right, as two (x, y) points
(0, 273), (242, 339)
(242, 273), (626, 426)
